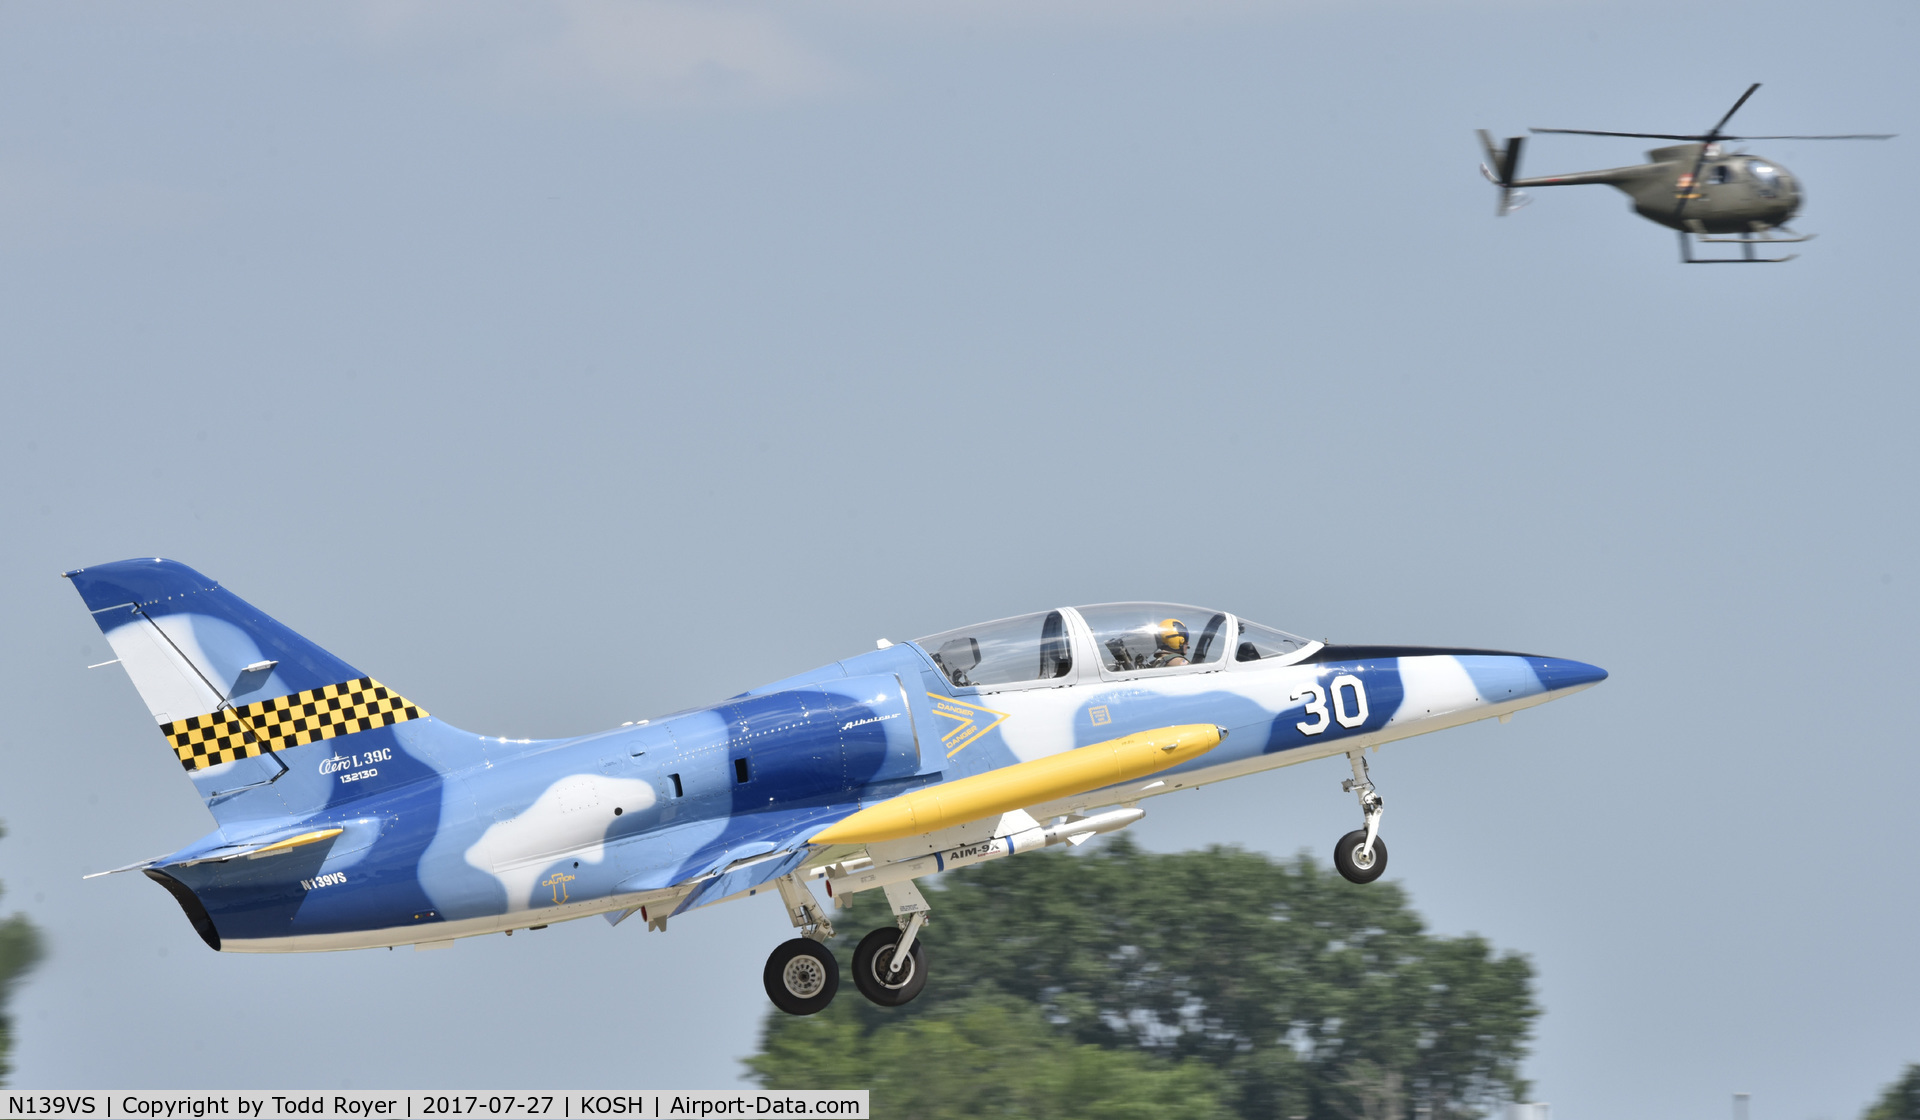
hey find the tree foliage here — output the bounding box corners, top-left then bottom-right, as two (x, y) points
(1865, 1064), (1920, 1120)
(0, 823), (47, 1087)
(748, 991), (1231, 1120)
(749, 838), (1536, 1120)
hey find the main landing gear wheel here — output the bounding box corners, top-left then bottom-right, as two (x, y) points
(851, 926), (928, 1007)
(764, 937), (839, 1016)
(1333, 829), (1388, 884)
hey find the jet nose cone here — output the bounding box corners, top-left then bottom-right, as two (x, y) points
(1528, 657), (1608, 692)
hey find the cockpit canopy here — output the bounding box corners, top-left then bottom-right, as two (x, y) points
(917, 609), (1074, 689)
(913, 603), (1315, 691)
(1746, 159), (1784, 196)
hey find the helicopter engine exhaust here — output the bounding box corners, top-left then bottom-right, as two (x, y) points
(1477, 130), (1529, 215)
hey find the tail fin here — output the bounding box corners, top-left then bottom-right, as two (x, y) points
(66, 559), (431, 827)
(1476, 130), (1529, 215)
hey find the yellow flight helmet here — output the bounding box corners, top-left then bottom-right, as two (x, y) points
(1156, 618), (1189, 652)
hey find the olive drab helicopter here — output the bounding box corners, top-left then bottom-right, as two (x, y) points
(1478, 84), (1894, 263)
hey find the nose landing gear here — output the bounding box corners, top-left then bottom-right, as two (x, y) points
(1334, 749), (1388, 884)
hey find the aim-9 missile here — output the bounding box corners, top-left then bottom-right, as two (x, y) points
(810, 723), (1222, 900)
(822, 806), (1148, 900)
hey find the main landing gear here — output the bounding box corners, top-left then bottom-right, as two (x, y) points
(761, 871), (933, 1015)
(764, 937), (839, 1016)
(762, 870), (841, 1015)
(1333, 749), (1388, 884)
(852, 912), (928, 1007)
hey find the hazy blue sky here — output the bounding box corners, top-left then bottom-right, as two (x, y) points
(2, 2), (1914, 1116)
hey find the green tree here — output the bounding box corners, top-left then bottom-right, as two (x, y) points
(749, 991), (1231, 1120)
(0, 823), (47, 1087)
(749, 838), (1536, 1120)
(1865, 1064), (1920, 1120)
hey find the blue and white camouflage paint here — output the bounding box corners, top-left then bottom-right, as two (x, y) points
(66, 559), (1604, 1008)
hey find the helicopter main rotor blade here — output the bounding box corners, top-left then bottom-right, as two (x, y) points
(1673, 143), (1713, 226)
(1529, 128), (1896, 141)
(1705, 83), (1762, 139)
(1719, 133), (1897, 141)
(1678, 84), (1754, 225)
(1528, 128), (1711, 139)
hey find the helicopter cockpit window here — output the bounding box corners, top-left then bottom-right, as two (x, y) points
(1234, 618), (1313, 663)
(1710, 164), (1733, 185)
(1747, 160), (1781, 197)
(915, 610), (1073, 689)
(1077, 603), (1228, 673)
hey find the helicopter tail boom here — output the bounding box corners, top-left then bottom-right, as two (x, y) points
(1508, 165), (1649, 188)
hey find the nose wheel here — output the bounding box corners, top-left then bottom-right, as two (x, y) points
(1335, 750), (1388, 884)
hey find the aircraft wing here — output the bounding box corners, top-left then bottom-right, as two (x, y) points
(670, 848), (815, 916)
(611, 802), (863, 918)
(647, 725), (1231, 917)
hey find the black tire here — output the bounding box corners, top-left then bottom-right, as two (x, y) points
(763, 937), (839, 1016)
(1333, 829), (1388, 884)
(851, 926), (928, 1007)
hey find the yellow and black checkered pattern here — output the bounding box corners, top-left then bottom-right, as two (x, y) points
(160, 678), (427, 772)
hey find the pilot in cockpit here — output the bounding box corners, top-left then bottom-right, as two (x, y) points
(1147, 618), (1191, 668)
(1104, 617), (1194, 671)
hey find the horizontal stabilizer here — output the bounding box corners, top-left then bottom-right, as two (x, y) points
(84, 824), (349, 879)
(82, 856), (167, 880)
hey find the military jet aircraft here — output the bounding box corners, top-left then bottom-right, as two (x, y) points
(67, 558), (1605, 1015)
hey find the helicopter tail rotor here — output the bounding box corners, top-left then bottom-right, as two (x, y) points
(1476, 130), (1529, 215)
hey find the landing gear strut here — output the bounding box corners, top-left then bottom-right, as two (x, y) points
(1334, 749), (1388, 884)
(849, 879), (932, 1007)
(763, 870), (937, 1014)
(1677, 223), (1811, 264)
(763, 872), (841, 1015)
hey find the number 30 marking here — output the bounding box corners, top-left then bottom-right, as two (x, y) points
(1292, 674), (1369, 735)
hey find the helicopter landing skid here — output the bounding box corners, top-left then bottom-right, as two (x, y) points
(1678, 225), (1812, 264)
